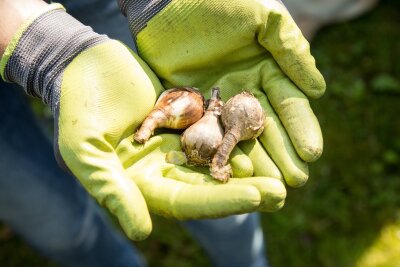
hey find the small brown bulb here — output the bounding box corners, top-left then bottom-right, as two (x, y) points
(181, 87), (224, 166)
(134, 87), (204, 143)
(211, 91), (265, 182)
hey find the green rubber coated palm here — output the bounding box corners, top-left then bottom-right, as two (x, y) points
(0, 2), (287, 242)
(58, 41), (286, 241)
(130, 0), (326, 187)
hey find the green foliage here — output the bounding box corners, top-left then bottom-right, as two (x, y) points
(1, 0), (399, 266)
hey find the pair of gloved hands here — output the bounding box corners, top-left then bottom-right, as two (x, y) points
(0, 0), (325, 241)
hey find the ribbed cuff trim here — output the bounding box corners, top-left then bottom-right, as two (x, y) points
(0, 3), (65, 81)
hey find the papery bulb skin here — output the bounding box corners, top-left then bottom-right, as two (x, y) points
(134, 87), (204, 143)
(211, 91), (265, 182)
(221, 91), (265, 140)
(181, 87), (224, 166)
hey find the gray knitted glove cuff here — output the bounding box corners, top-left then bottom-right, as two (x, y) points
(3, 7), (109, 112)
(118, 0), (172, 36)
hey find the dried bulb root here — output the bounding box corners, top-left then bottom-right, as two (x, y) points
(134, 87), (204, 143)
(211, 91), (265, 182)
(210, 131), (237, 182)
(181, 87), (224, 165)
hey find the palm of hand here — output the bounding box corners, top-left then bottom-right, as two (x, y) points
(56, 40), (285, 241)
(134, 0), (326, 187)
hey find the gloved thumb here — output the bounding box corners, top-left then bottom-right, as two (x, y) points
(56, 126), (152, 241)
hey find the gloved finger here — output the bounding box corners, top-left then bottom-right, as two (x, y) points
(128, 172), (261, 219)
(258, 0), (326, 98)
(57, 141), (152, 241)
(262, 70), (323, 162)
(228, 177), (286, 212)
(215, 76), (309, 186)
(230, 146), (254, 178)
(238, 139), (283, 182)
(256, 95), (309, 187)
(161, 165), (286, 212)
(120, 134), (254, 179)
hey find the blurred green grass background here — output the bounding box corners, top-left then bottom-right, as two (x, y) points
(1, 0), (399, 266)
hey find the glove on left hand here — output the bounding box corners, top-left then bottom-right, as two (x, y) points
(1, 4), (285, 240)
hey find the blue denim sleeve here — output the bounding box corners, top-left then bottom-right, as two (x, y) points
(57, 0), (137, 51)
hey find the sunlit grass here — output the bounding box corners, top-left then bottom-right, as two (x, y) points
(356, 218), (400, 267)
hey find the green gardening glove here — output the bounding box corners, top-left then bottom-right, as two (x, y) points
(0, 4), (285, 240)
(120, 0), (326, 187)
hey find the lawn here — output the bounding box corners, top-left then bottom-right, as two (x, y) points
(1, 0), (399, 266)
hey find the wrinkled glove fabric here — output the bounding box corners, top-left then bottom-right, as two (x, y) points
(0, 3), (287, 240)
(119, 0), (326, 187)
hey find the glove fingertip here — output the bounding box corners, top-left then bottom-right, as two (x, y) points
(259, 178), (287, 212)
(126, 222), (153, 241)
(258, 199), (285, 213)
(286, 172), (308, 188)
(306, 74), (326, 99)
(298, 143), (323, 163)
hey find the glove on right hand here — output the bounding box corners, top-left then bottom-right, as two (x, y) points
(120, 0), (326, 187)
